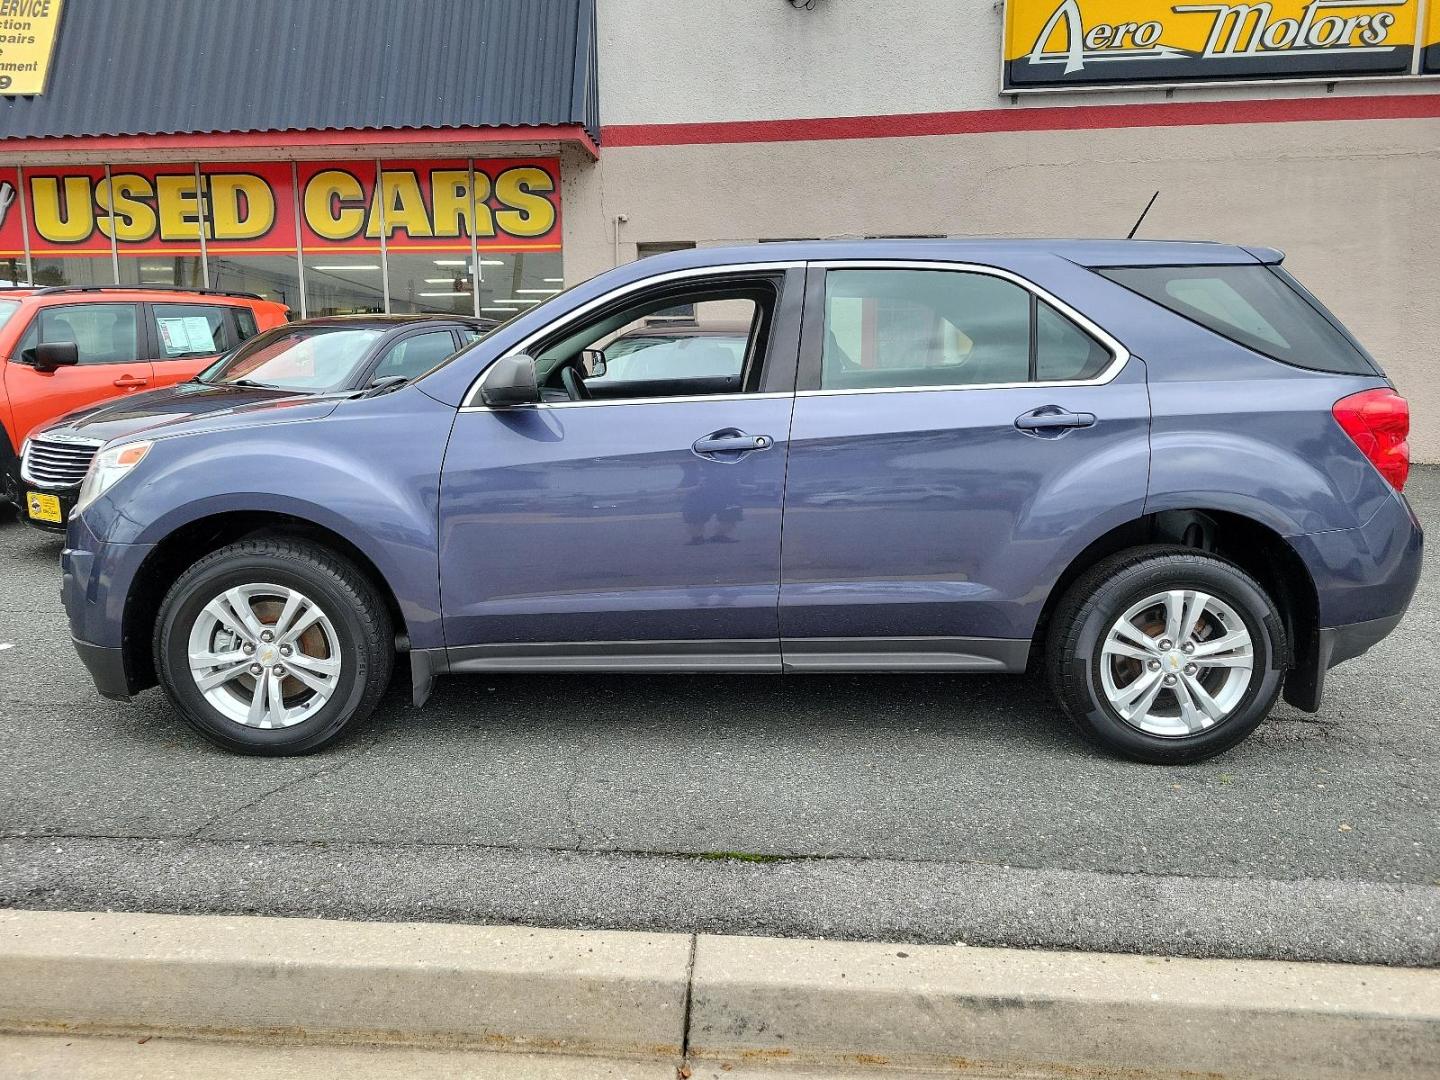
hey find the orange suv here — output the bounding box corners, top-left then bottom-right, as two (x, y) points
(0, 286), (288, 515)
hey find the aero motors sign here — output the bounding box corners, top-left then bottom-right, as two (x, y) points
(1003, 0), (1424, 90)
(0, 159), (561, 257)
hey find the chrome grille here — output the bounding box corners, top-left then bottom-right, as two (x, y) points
(21, 437), (100, 488)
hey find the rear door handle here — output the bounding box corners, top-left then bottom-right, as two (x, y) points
(1015, 406), (1095, 433)
(113, 375), (149, 389)
(693, 429), (773, 456)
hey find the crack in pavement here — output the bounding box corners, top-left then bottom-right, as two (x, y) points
(186, 755), (367, 840)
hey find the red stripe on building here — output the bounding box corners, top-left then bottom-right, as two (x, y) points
(601, 94), (1440, 148)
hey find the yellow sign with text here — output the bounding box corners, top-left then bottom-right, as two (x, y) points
(1004, 0), (1421, 89)
(1424, 0), (1440, 71)
(0, 0), (63, 95)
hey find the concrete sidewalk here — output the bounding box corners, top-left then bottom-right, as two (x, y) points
(1, 909), (1437, 1078)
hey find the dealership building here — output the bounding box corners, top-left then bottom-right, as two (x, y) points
(0, 0), (1437, 453)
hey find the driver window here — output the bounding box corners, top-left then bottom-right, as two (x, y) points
(531, 279), (776, 402)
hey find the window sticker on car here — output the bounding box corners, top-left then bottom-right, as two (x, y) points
(157, 316), (217, 356)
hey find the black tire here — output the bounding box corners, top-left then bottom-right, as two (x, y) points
(1046, 545), (1286, 764)
(154, 537), (394, 755)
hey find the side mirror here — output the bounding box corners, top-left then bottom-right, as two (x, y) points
(581, 348), (607, 379)
(481, 353), (540, 407)
(32, 341), (79, 373)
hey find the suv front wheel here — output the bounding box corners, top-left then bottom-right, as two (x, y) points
(155, 538), (394, 755)
(1047, 546), (1286, 764)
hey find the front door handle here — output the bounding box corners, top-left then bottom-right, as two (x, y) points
(1015, 406), (1095, 433)
(693, 429), (773, 457)
(113, 375), (149, 389)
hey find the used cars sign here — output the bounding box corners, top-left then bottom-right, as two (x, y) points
(1425, 0), (1439, 71)
(0, 158), (562, 259)
(1003, 0), (1424, 90)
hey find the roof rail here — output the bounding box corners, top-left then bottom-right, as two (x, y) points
(25, 285), (269, 301)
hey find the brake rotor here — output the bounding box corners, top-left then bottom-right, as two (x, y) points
(245, 597), (332, 701)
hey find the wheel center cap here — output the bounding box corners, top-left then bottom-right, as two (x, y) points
(1165, 651), (1184, 672)
(257, 644), (279, 667)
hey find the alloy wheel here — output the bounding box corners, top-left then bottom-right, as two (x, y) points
(1098, 589), (1254, 737)
(186, 583), (342, 729)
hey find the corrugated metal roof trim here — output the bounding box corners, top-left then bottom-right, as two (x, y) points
(2, 121), (594, 141)
(0, 0), (600, 144)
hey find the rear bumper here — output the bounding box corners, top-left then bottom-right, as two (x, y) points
(1283, 491), (1421, 711)
(1323, 612), (1405, 670)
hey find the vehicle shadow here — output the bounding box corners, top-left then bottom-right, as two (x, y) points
(375, 666), (1091, 758)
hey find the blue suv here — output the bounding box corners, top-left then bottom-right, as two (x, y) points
(60, 241), (1421, 762)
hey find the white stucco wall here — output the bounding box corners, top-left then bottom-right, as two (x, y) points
(596, 0), (1440, 124)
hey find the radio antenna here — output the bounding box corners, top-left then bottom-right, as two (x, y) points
(1127, 190), (1160, 240)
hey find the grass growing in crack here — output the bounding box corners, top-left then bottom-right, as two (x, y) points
(694, 851), (784, 864)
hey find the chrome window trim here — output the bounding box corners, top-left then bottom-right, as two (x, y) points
(805, 259), (1131, 394)
(460, 261), (803, 409)
(458, 257), (1131, 410)
(462, 390), (793, 414)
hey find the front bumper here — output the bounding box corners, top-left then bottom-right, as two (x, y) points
(62, 513), (154, 700)
(18, 484), (78, 533)
(72, 637), (132, 700)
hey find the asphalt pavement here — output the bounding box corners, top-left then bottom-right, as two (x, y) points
(1, 472), (1436, 966)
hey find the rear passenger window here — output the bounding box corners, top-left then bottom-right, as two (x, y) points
(150, 303), (248, 360)
(821, 270), (1115, 390)
(1036, 300), (1111, 381)
(17, 304), (140, 365)
(1097, 264), (1375, 376)
(371, 330), (458, 383)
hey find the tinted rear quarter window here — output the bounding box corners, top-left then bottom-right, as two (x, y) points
(1098, 264), (1376, 375)
(1036, 300), (1111, 381)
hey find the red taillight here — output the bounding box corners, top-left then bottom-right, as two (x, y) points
(1332, 388), (1410, 491)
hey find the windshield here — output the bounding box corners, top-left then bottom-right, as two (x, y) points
(0, 299), (19, 334)
(203, 326), (386, 391)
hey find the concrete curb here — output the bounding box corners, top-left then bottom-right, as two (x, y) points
(690, 934), (1440, 1078)
(0, 909), (691, 1060)
(2, 909), (1438, 1078)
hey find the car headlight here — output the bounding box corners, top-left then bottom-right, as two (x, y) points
(74, 440), (153, 515)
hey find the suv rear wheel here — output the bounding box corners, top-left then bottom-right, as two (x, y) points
(1047, 546), (1286, 764)
(154, 538), (393, 755)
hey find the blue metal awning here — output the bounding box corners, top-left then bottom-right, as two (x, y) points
(0, 0), (600, 145)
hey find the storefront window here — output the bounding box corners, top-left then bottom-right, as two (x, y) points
(208, 255), (302, 312)
(118, 255), (204, 288)
(475, 252), (565, 321)
(303, 257), (386, 316)
(29, 257), (115, 288)
(386, 253), (474, 316)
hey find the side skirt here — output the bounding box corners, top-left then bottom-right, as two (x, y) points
(445, 639), (783, 675)
(781, 637), (1029, 673)
(412, 637), (1032, 698)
